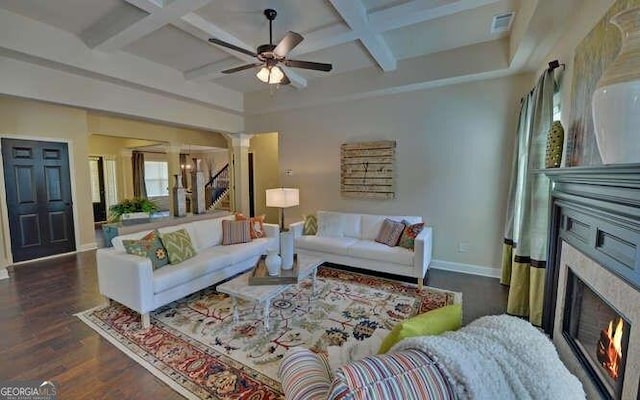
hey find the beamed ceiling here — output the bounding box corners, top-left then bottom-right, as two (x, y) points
(0, 0), (594, 117)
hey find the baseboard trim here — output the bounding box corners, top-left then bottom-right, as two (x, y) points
(430, 259), (501, 279)
(79, 243), (98, 252)
(0, 268), (8, 280)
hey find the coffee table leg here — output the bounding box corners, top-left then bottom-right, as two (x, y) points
(231, 296), (239, 323)
(263, 302), (270, 332)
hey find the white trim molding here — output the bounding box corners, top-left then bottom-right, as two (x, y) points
(0, 268), (8, 280)
(430, 259), (501, 279)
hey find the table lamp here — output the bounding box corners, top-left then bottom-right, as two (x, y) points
(266, 188), (299, 269)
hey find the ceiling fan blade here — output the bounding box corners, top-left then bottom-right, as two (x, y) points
(284, 59), (333, 72)
(208, 38), (257, 58)
(221, 63), (262, 74)
(279, 72), (291, 85)
(273, 31), (304, 57)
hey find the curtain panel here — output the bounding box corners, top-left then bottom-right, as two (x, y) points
(501, 69), (556, 326)
(132, 151), (147, 199)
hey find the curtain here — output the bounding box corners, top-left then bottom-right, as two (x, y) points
(132, 151), (147, 199)
(501, 69), (556, 326)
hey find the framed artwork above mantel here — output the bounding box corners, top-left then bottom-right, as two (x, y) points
(340, 140), (396, 200)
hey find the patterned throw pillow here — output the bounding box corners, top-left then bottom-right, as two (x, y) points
(122, 230), (169, 270)
(303, 214), (318, 235)
(398, 220), (425, 250)
(159, 228), (196, 264)
(235, 213), (266, 239)
(374, 218), (405, 247)
(222, 219), (251, 245)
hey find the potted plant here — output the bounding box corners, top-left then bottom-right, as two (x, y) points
(108, 198), (159, 224)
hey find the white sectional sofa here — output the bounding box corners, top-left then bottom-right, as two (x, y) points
(96, 215), (279, 328)
(290, 211), (432, 288)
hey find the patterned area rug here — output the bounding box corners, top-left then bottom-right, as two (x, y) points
(77, 266), (461, 399)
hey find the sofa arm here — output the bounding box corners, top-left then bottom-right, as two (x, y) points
(263, 223), (280, 238)
(96, 248), (155, 314)
(290, 221), (304, 238)
(413, 226), (433, 280)
(279, 348), (332, 400)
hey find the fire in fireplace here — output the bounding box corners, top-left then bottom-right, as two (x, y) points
(597, 317), (624, 380)
(563, 269), (630, 400)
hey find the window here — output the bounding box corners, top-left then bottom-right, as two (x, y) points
(144, 161), (169, 197)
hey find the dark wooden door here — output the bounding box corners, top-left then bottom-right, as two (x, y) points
(89, 156), (107, 222)
(248, 152), (255, 216)
(2, 139), (76, 262)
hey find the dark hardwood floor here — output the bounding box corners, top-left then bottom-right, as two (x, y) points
(0, 252), (507, 399)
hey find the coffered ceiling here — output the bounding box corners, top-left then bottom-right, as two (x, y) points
(0, 0), (592, 119)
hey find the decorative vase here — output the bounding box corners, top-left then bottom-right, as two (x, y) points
(592, 7), (640, 164)
(264, 249), (281, 276)
(545, 121), (564, 168)
(280, 231), (294, 270)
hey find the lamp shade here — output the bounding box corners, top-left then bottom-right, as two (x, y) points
(266, 188), (299, 208)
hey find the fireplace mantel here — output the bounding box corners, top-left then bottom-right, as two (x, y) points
(544, 163), (640, 334)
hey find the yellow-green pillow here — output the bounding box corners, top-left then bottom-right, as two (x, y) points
(159, 228), (196, 264)
(378, 304), (462, 354)
(303, 214), (318, 235)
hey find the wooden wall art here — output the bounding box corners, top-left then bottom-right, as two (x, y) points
(340, 140), (395, 200)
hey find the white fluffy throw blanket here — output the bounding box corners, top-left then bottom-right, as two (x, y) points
(392, 315), (585, 400)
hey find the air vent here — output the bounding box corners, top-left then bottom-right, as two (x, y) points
(491, 12), (515, 33)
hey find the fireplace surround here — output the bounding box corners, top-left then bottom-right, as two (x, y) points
(544, 164), (640, 399)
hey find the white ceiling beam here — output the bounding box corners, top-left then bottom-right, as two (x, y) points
(369, 0), (500, 32)
(184, 58), (240, 81)
(84, 0), (211, 52)
(292, 0), (499, 58)
(328, 0), (396, 71)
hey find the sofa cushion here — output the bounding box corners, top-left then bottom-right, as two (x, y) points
(160, 228), (197, 264)
(235, 213), (266, 239)
(327, 349), (455, 400)
(375, 219), (405, 247)
(122, 230), (169, 270)
(341, 212), (362, 238)
(398, 221), (425, 250)
(361, 214), (422, 240)
(317, 211), (344, 237)
(303, 214), (318, 235)
(152, 247), (233, 293)
(111, 229), (154, 252)
(295, 236), (358, 256)
(215, 237), (271, 264)
(378, 304), (463, 353)
(222, 220), (251, 245)
(189, 215), (234, 251)
(347, 240), (414, 266)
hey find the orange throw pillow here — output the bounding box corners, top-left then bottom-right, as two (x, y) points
(235, 213), (266, 239)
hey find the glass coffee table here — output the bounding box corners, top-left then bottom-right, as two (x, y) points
(216, 254), (323, 331)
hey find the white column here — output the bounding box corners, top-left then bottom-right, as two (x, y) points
(225, 133), (253, 215)
(164, 145), (182, 214)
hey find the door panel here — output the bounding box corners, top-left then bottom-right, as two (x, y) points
(2, 138), (76, 262)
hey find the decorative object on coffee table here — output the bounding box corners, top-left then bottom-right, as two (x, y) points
(249, 254), (303, 285)
(172, 174), (187, 217)
(190, 158), (206, 214)
(264, 250), (281, 276)
(545, 121), (565, 168)
(266, 187), (299, 269)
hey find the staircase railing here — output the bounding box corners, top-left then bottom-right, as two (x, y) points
(205, 163), (229, 208)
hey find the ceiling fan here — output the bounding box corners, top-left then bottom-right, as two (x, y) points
(208, 9), (333, 85)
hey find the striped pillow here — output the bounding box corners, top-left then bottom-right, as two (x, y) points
(375, 218), (405, 247)
(279, 348), (332, 400)
(222, 219), (251, 245)
(327, 349), (455, 399)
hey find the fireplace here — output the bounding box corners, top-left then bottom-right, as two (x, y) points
(544, 165), (640, 400)
(563, 269), (630, 399)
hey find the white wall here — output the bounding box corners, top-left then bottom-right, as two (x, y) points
(247, 73), (533, 273)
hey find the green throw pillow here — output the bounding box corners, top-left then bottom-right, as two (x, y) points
(303, 214), (318, 235)
(122, 230), (169, 270)
(378, 304), (462, 354)
(159, 228), (197, 264)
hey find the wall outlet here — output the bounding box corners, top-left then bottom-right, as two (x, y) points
(458, 242), (470, 253)
(285, 169), (294, 176)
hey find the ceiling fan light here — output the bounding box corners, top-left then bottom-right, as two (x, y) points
(269, 65), (284, 84)
(256, 66), (270, 83)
